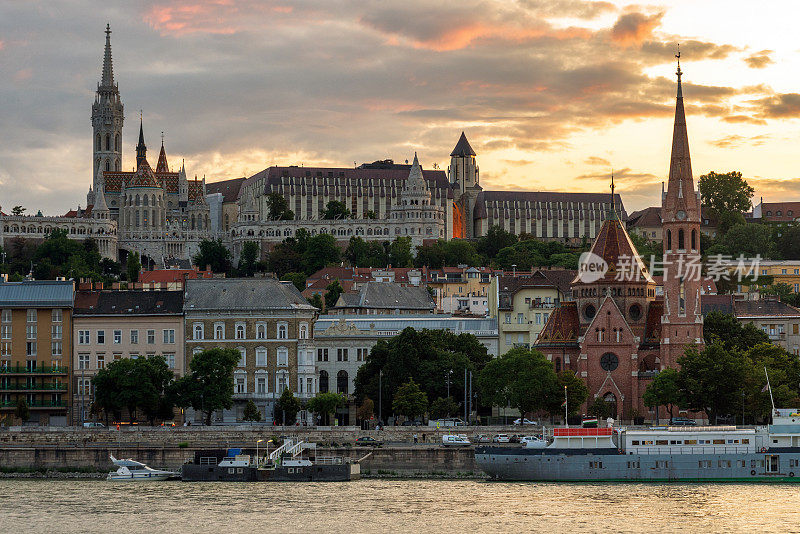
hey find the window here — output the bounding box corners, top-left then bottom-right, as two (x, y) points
(307, 377), (314, 395)
(337, 348), (349, 362)
(237, 348), (246, 367)
(97, 353), (105, 369)
(48, 321), (62, 340)
(357, 348), (368, 362)
(256, 348), (267, 367)
(277, 347), (288, 367)
(163, 329), (175, 344)
(113, 330), (122, 344)
(504, 314), (511, 324)
(299, 323), (308, 339)
(97, 330), (105, 344)
(51, 342), (62, 357)
(146, 330), (155, 344)
(1, 310), (10, 323)
(78, 353), (90, 370)
(1, 325), (10, 340)
(26, 341), (36, 356)
(78, 378), (91, 396)
(214, 323), (224, 340)
(256, 323), (266, 340)
(235, 374), (246, 394)
(337, 370), (349, 394)
(277, 372), (287, 394)
(317, 348), (329, 362)
(130, 353), (139, 360)
(319, 370), (329, 393)
(26, 309), (37, 323)
(51, 309), (62, 323)
(26, 323), (37, 340)
(256, 376), (267, 394)
(535, 313), (542, 325)
(164, 353), (175, 369)
(193, 324), (203, 340)
(130, 330), (139, 344)
(235, 323), (245, 340)
(278, 323), (288, 340)
(517, 313), (524, 324)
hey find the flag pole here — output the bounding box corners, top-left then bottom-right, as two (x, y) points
(765, 366), (776, 422)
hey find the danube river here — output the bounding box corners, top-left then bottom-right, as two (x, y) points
(1, 479), (798, 533)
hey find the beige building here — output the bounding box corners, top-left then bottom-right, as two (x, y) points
(71, 289), (185, 424)
(184, 278), (317, 424)
(0, 280), (73, 426)
(489, 270), (574, 357)
(428, 267), (495, 316)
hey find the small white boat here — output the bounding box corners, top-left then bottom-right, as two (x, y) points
(107, 454), (175, 481)
(442, 434), (471, 447)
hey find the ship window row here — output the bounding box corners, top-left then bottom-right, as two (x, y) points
(588, 461), (603, 469)
(626, 460), (640, 469)
(631, 438), (749, 446)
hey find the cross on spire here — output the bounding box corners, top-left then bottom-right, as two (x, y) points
(101, 23), (114, 87)
(161, 131), (165, 146)
(675, 44), (683, 97)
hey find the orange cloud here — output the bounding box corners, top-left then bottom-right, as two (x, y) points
(405, 23), (591, 51)
(144, 1), (293, 35)
(744, 50), (774, 69)
(611, 12), (664, 46)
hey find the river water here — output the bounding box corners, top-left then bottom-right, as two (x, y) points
(1, 479), (799, 533)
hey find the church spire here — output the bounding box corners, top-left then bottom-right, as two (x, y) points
(608, 170), (618, 220)
(136, 113), (147, 168)
(156, 131), (169, 173)
(101, 24), (114, 87)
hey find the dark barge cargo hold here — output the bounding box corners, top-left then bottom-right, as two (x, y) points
(181, 442), (359, 482)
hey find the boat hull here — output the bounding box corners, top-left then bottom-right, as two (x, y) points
(107, 472), (172, 481)
(475, 446), (800, 482)
(180, 463), (356, 482)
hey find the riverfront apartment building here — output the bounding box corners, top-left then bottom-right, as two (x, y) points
(184, 278), (318, 424)
(0, 280), (73, 426)
(71, 289), (185, 424)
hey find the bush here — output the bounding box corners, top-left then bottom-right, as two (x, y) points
(178, 441), (189, 448)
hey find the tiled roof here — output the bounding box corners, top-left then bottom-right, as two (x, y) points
(139, 269), (213, 284)
(450, 132), (476, 157)
(627, 206), (661, 228)
(536, 301), (580, 346)
(734, 298), (800, 318)
(0, 281), (74, 307)
(701, 294), (735, 316)
(573, 218), (654, 285)
(206, 177), (246, 203)
(184, 278), (316, 312)
(335, 282), (435, 311)
(756, 202), (800, 223)
(74, 290), (184, 316)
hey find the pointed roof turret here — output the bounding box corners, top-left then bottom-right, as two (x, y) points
(101, 24), (114, 87)
(136, 114), (147, 168)
(663, 47), (700, 219)
(406, 152), (427, 190)
(93, 177), (109, 216)
(450, 131), (476, 157)
(156, 132), (169, 173)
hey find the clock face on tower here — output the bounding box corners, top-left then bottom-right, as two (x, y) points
(676, 210), (687, 220)
(600, 352), (619, 372)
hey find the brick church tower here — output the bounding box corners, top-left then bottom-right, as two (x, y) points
(660, 53), (704, 366)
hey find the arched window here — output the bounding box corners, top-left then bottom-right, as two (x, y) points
(337, 370), (348, 394)
(667, 230), (672, 250)
(105, 160), (110, 171)
(278, 323), (288, 340)
(299, 323), (308, 339)
(691, 229), (696, 250)
(193, 323), (203, 340)
(214, 323), (224, 340)
(105, 134), (110, 151)
(96, 134), (101, 151)
(678, 229), (685, 250)
(115, 134), (120, 151)
(319, 370), (329, 393)
(256, 323), (266, 340)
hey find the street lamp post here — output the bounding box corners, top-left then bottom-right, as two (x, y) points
(378, 369), (382, 426)
(256, 439), (264, 468)
(512, 264), (517, 277)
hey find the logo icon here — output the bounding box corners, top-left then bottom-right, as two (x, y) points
(578, 252), (608, 283)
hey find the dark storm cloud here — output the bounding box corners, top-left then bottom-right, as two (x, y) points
(0, 0), (748, 214)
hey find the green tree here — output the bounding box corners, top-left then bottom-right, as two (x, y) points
(708, 223), (775, 259)
(389, 237), (413, 267)
(242, 399), (262, 422)
(761, 283), (795, 303)
(642, 367), (682, 420)
(268, 239), (303, 277)
(322, 200), (351, 220)
(477, 348), (561, 417)
(172, 348), (240, 425)
(11, 206), (25, 216)
(698, 171), (754, 234)
(703, 311), (770, 352)
(324, 279), (344, 309)
(307, 293), (324, 310)
(678, 342), (749, 423)
(364, 210), (377, 220)
(135, 356), (175, 426)
(558, 370), (589, 416)
(307, 392), (346, 425)
(92, 356), (173, 424)
(392, 379), (428, 420)
(267, 192), (294, 220)
(776, 224), (800, 260)
(429, 396), (460, 419)
(356, 397), (375, 422)
(275, 388), (301, 425)
(588, 396), (616, 420)
(126, 252), (141, 282)
(193, 239), (232, 274)
(303, 233), (341, 273)
(14, 398), (29, 423)
(281, 271), (307, 292)
(354, 328), (491, 413)
(744, 343), (800, 423)
(476, 225), (518, 259)
(237, 241), (260, 276)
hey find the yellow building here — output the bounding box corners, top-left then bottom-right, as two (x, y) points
(724, 260), (800, 295)
(0, 280), (73, 426)
(489, 270), (574, 357)
(428, 267), (495, 315)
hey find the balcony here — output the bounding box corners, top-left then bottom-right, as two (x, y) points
(502, 321), (532, 332)
(529, 301), (558, 309)
(0, 383), (68, 392)
(768, 333), (786, 341)
(0, 400), (68, 409)
(0, 365), (69, 375)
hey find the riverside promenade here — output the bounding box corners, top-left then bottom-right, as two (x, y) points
(0, 425), (528, 477)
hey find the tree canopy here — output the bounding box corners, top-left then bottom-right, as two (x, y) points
(698, 171), (754, 234)
(308, 392), (346, 425)
(322, 200), (351, 220)
(193, 239), (232, 274)
(172, 348), (240, 425)
(275, 388), (301, 425)
(392, 379), (428, 420)
(92, 355), (174, 424)
(267, 192), (294, 220)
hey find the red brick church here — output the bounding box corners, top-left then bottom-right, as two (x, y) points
(535, 58), (704, 420)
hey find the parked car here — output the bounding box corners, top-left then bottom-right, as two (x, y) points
(355, 436), (383, 446)
(492, 434), (510, 443)
(475, 434), (492, 443)
(82, 422), (105, 428)
(509, 435), (521, 443)
(401, 420), (423, 426)
(513, 418), (536, 426)
(670, 417), (698, 426)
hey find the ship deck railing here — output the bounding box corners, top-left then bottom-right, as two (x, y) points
(627, 446), (756, 455)
(314, 457), (349, 465)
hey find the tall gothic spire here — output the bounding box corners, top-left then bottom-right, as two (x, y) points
(156, 131), (169, 173)
(608, 170), (618, 220)
(101, 24), (114, 87)
(136, 114), (147, 168)
(664, 46), (698, 215)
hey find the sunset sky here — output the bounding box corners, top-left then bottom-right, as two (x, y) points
(2, 0), (800, 215)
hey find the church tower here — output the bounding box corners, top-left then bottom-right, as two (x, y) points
(91, 24), (124, 193)
(660, 52), (704, 366)
(448, 132), (481, 239)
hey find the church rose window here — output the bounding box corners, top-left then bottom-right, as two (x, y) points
(600, 353), (619, 372)
(629, 304), (642, 321)
(584, 304), (596, 320)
